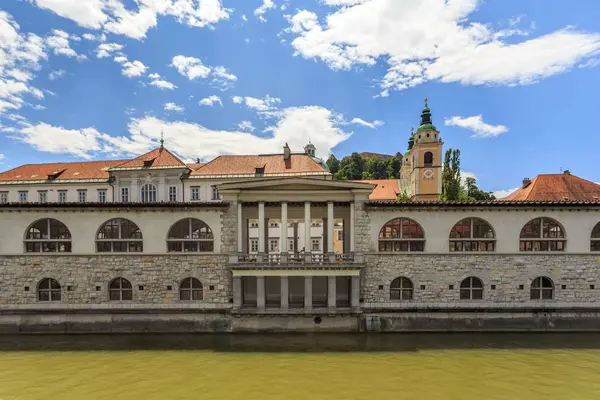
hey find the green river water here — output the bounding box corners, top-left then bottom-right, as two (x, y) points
(0, 333), (599, 400)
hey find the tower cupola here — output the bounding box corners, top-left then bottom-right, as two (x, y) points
(304, 140), (316, 157)
(417, 98), (437, 133)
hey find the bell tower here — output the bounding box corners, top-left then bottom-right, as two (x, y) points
(410, 99), (443, 201)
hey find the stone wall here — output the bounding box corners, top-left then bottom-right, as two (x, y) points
(0, 255), (231, 307)
(354, 200), (371, 253)
(362, 254), (600, 307)
(220, 202), (237, 254)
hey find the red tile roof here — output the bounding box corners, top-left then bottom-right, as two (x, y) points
(186, 162), (206, 170)
(501, 173), (600, 201)
(111, 147), (186, 170)
(191, 154), (328, 176)
(0, 160), (125, 182)
(353, 179), (400, 200)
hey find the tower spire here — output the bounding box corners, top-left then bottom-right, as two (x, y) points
(160, 129), (164, 148)
(421, 97), (432, 126)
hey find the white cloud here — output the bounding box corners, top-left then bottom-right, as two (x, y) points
(445, 115), (508, 138)
(237, 120), (255, 132)
(82, 32), (106, 41)
(113, 56), (147, 78)
(255, 0), (275, 23)
(171, 55), (236, 89)
(211, 66), (237, 89)
(46, 29), (86, 60)
(96, 42), (123, 58)
(17, 122), (104, 159)
(149, 78), (177, 90)
(31, 0), (232, 40)
(31, 104), (46, 110)
(48, 69), (66, 80)
(351, 118), (384, 129)
(242, 14), (248, 21)
(285, 0), (600, 95)
(164, 102), (184, 112)
(492, 187), (519, 199)
(199, 95), (222, 107)
(233, 95), (281, 112)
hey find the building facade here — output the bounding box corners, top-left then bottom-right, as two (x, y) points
(1, 104), (600, 333)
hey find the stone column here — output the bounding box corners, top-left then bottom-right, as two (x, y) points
(280, 202), (288, 253)
(256, 276), (265, 310)
(304, 276), (312, 309)
(159, 175), (167, 202)
(304, 202), (312, 261)
(258, 202), (265, 257)
(351, 276), (360, 310)
(233, 276), (242, 309)
(280, 276), (289, 310)
(349, 202), (355, 253)
(328, 276), (336, 309)
(327, 201), (334, 253)
(237, 202), (243, 253)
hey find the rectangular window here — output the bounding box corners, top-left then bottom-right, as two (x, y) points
(19, 191), (27, 203)
(78, 190), (87, 203)
(336, 230), (343, 240)
(211, 186), (220, 200)
(288, 239), (295, 252)
(249, 221), (259, 228)
(269, 239), (279, 252)
(250, 239), (259, 253)
(121, 187), (129, 202)
(191, 186), (200, 201)
(98, 190), (107, 203)
(38, 191), (47, 203)
(311, 238), (320, 251)
(0, 192), (7, 204)
(58, 191), (67, 203)
(169, 186), (177, 202)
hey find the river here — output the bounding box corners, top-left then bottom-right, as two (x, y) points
(0, 333), (599, 399)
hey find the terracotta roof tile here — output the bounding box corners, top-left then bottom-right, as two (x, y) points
(352, 179), (399, 200)
(191, 154), (328, 176)
(186, 162), (206, 170)
(501, 173), (600, 201)
(0, 160), (125, 182)
(111, 147), (186, 169)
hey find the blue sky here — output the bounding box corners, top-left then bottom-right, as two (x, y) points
(1, 0), (600, 196)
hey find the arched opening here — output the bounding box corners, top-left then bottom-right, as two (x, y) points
(96, 218), (143, 252)
(378, 218), (425, 252)
(531, 277), (554, 300)
(424, 152), (433, 167)
(109, 277), (133, 301)
(449, 217), (495, 251)
(390, 277), (413, 300)
(459, 277), (483, 300)
(519, 217), (565, 251)
(167, 218), (214, 252)
(591, 222), (600, 251)
(179, 277), (203, 300)
(37, 278), (61, 302)
(24, 218), (72, 253)
(140, 183), (157, 203)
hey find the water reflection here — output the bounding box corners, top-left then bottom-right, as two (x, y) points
(2, 333), (600, 352)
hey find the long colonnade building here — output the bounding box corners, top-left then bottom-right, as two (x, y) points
(0, 103), (599, 332)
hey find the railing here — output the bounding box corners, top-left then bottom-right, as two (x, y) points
(233, 253), (360, 264)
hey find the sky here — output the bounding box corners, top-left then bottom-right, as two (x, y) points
(1, 0), (600, 197)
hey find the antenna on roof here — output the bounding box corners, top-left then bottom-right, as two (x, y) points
(160, 128), (165, 148)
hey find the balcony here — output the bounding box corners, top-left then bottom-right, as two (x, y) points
(230, 252), (363, 266)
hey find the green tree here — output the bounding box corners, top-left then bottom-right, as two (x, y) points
(441, 148), (462, 201)
(335, 152), (364, 180)
(396, 188), (411, 201)
(365, 157), (388, 179)
(464, 176), (495, 201)
(326, 156), (340, 175)
(386, 157), (401, 179)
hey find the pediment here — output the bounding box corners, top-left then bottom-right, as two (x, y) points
(217, 177), (375, 192)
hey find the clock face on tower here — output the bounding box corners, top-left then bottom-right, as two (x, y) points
(424, 169), (434, 179)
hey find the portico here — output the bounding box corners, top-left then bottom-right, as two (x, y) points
(218, 177), (374, 314)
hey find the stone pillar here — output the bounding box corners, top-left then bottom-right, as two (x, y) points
(304, 276), (312, 309)
(280, 202), (288, 253)
(304, 202), (312, 261)
(256, 276), (265, 310)
(159, 175), (167, 202)
(351, 275), (360, 310)
(327, 201), (334, 253)
(328, 276), (336, 309)
(350, 202), (355, 253)
(130, 179), (139, 202)
(237, 202), (243, 253)
(258, 202), (265, 256)
(233, 276), (242, 309)
(280, 276), (289, 310)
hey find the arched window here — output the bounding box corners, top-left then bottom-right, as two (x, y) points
(390, 277), (413, 300)
(459, 277), (483, 300)
(530, 277), (553, 300)
(96, 218), (143, 252)
(179, 277), (203, 300)
(140, 184), (157, 203)
(591, 222), (600, 251)
(24, 218), (71, 253)
(519, 217), (565, 251)
(37, 278), (61, 301)
(449, 218), (495, 252)
(378, 218), (425, 252)
(109, 277), (132, 301)
(167, 218), (214, 252)
(424, 151), (433, 167)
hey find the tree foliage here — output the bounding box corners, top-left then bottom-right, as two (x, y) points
(332, 153), (401, 180)
(442, 148), (495, 201)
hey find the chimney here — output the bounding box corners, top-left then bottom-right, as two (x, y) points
(563, 170), (571, 175)
(522, 178), (531, 188)
(196, 158), (200, 163)
(283, 143), (291, 161)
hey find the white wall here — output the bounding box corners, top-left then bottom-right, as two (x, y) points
(368, 209), (600, 253)
(0, 183), (111, 203)
(0, 209), (223, 254)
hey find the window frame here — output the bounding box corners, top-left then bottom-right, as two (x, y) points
(211, 186), (220, 201)
(58, 190), (67, 203)
(390, 277), (413, 301)
(19, 191), (28, 203)
(378, 218), (426, 252)
(38, 191), (47, 203)
(519, 217), (566, 252)
(459, 276), (484, 300)
(530, 276), (554, 300)
(250, 239), (259, 253)
(179, 277), (203, 301)
(77, 190), (87, 203)
(311, 238), (320, 251)
(167, 218), (214, 253)
(24, 218), (72, 253)
(190, 186), (200, 201)
(591, 222), (600, 252)
(168, 185), (177, 202)
(140, 183), (157, 203)
(98, 189), (107, 203)
(121, 187), (129, 202)
(449, 217), (496, 252)
(269, 239), (279, 252)
(37, 278), (61, 302)
(96, 218), (143, 253)
(109, 277), (133, 301)
(424, 151), (433, 167)
(0, 191), (7, 204)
